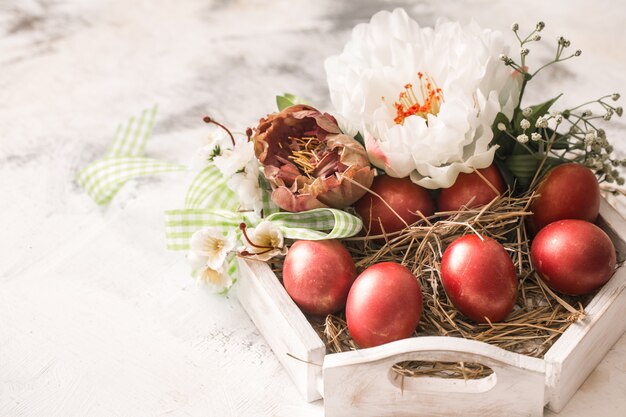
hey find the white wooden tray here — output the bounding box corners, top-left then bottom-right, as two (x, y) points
(236, 198), (626, 416)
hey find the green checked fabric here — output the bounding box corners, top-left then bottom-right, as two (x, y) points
(258, 169), (280, 216)
(184, 164), (238, 211)
(264, 208), (362, 240)
(164, 207), (362, 251)
(164, 209), (257, 251)
(107, 106), (157, 158)
(77, 106), (187, 205)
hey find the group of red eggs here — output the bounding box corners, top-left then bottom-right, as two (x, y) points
(281, 163), (616, 348)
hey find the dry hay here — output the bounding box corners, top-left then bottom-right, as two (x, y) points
(310, 193), (590, 380)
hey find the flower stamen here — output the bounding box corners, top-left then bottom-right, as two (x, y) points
(239, 222), (273, 250)
(203, 116), (236, 146)
(392, 72), (444, 125)
(288, 136), (327, 177)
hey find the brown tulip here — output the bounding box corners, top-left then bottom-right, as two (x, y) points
(253, 104), (374, 212)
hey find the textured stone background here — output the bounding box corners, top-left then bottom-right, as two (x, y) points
(1, 1), (624, 416)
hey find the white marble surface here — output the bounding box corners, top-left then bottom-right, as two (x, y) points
(1, 0), (625, 416)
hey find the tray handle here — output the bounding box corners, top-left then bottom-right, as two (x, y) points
(323, 336), (545, 417)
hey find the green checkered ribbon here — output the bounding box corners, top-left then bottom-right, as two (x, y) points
(258, 171), (280, 216)
(77, 106), (187, 205)
(184, 164), (238, 211)
(164, 207), (363, 251)
(166, 154), (362, 251)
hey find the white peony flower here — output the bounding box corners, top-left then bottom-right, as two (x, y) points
(187, 227), (237, 292)
(240, 220), (287, 262)
(325, 9), (522, 189)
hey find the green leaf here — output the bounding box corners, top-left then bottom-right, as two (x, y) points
(276, 95), (295, 111)
(505, 154), (562, 188)
(491, 112), (514, 158)
(514, 94), (563, 133)
(543, 128), (570, 150)
(353, 132), (365, 147)
(493, 157), (517, 190)
(276, 93), (311, 111)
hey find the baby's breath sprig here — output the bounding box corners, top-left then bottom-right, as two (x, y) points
(496, 93), (625, 189)
(493, 22), (624, 192)
(500, 22), (583, 109)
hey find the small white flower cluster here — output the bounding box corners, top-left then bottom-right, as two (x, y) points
(515, 113), (545, 144)
(198, 127), (263, 215)
(582, 129), (625, 185)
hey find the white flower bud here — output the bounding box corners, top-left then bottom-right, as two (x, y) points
(536, 21), (545, 31)
(555, 114), (563, 123)
(521, 48), (530, 56)
(535, 116), (549, 128)
(520, 119), (531, 130)
(511, 23), (519, 31)
(522, 107), (533, 117)
(585, 130), (597, 143)
(497, 122), (507, 131)
(616, 107), (623, 116)
(574, 49), (582, 56)
(532, 34), (541, 41)
(516, 134), (529, 144)
(612, 93), (621, 101)
(585, 157), (598, 168)
(531, 132), (542, 142)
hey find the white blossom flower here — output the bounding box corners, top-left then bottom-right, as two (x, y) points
(516, 134), (529, 144)
(325, 9), (522, 189)
(201, 133), (264, 215)
(187, 227), (237, 293)
(227, 166), (263, 215)
(522, 107), (533, 117)
(240, 220), (287, 262)
(189, 258), (232, 293)
(531, 132), (542, 142)
(213, 137), (256, 177)
(188, 227), (236, 272)
(196, 127), (233, 162)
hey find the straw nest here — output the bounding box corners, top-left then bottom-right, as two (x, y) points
(307, 192), (592, 380)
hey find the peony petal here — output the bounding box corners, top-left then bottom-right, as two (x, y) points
(270, 186), (328, 212)
(187, 251), (208, 270)
(325, 9), (521, 189)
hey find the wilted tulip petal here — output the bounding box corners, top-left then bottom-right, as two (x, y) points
(253, 104), (374, 212)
